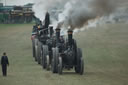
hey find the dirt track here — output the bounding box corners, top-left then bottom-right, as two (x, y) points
(0, 23), (128, 85)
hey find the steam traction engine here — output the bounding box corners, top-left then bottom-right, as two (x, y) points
(31, 12), (84, 75)
(32, 12), (52, 67)
(41, 26), (56, 70)
(51, 28), (84, 75)
(31, 18), (42, 62)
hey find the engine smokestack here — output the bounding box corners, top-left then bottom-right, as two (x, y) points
(55, 28), (61, 43)
(49, 26), (54, 37)
(68, 29), (73, 46)
(44, 12), (50, 28)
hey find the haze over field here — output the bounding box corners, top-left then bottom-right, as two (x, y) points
(32, 0), (128, 34)
(33, 0), (128, 31)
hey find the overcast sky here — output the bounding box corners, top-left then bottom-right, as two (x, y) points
(0, 0), (34, 5)
(0, 0), (128, 7)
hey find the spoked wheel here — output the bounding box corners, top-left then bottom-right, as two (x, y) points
(80, 58), (84, 75)
(75, 48), (84, 75)
(51, 48), (56, 73)
(32, 39), (35, 58)
(42, 45), (49, 69)
(55, 47), (59, 72)
(35, 45), (38, 62)
(46, 55), (50, 70)
(51, 47), (59, 73)
(35, 38), (38, 62)
(73, 40), (77, 54)
(40, 47), (43, 66)
(75, 66), (79, 73)
(37, 41), (41, 64)
(58, 57), (62, 75)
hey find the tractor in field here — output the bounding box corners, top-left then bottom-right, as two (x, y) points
(31, 12), (84, 75)
(31, 17), (43, 62)
(41, 26), (56, 70)
(31, 25), (37, 58)
(31, 23), (39, 61)
(31, 22), (40, 59)
(33, 12), (51, 66)
(51, 28), (84, 75)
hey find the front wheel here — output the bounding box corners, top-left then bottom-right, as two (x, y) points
(46, 55), (50, 70)
(58, 57), (62, 75)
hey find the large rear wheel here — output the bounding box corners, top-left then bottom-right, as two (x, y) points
(42, 45), (49, 69)
(34, 38), (38, 62)
(40, 46), (43, 67)
(32, 38), (35, 58)
(35, 45), (38, 61)
(37, 41), (41, 64)
(51, 47), (59, 73)
(80, 58), (84, 75)
(75, 48), (84, 75)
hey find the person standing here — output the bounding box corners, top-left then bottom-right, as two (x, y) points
(1, 52), (9, 76)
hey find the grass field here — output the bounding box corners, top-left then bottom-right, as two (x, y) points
(0, 23), (128, 85)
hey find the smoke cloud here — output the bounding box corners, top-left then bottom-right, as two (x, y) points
(33, 0), (116, 29)
(58, 0), (118, 29)
(32, 0), (128, 30)
(33, 0), (128, 30)
(0, 0), (127, 35)
(1, 0), (127, 31)
(33, 0), (68, 21)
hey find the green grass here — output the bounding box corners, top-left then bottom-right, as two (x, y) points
(0, 23), (128, 85)
(0, 24), (34, 30)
